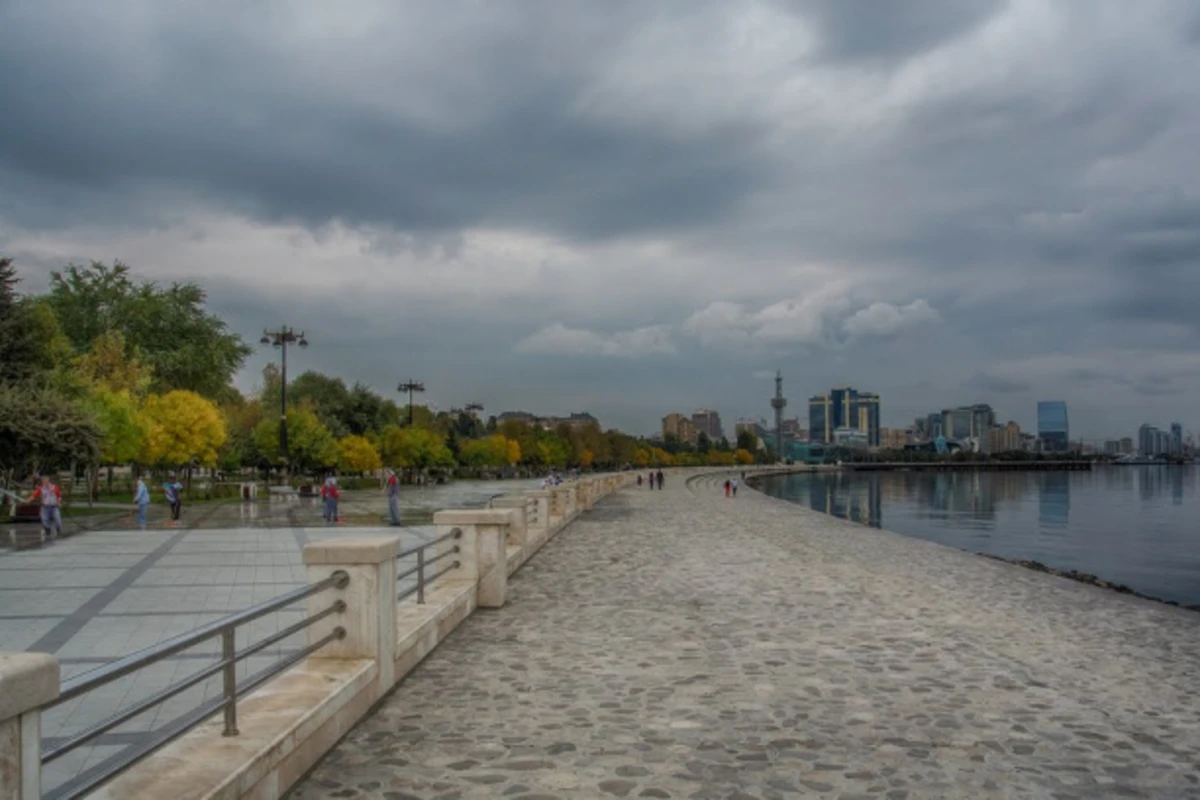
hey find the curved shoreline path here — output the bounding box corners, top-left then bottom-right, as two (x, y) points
(291, 470), (1200, 799)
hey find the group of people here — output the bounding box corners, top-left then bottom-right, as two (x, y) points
(131, 477), (184, 527)
(637, 470), (665, 490)
(19, 474), (184, 539)
(320, 469), (403, 527)
(723, 478), (739, 497)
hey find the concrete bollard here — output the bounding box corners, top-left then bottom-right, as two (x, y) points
(487, 496), (529, 551)
(525, 490), (551, 535)
(302, 536), (401, 694)
(0, 652), (60, 799)
(432, 509), (515, 608)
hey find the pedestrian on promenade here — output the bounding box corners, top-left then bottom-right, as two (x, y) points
(321, 475), (340, 523)
(724, 479), (731, 497)
(162, 477), (183, 522)
(656, 470), (664, 490)
(636, 474), (643, 487)
(26, 475), (63, 540)
(385, 468), (401, 526)
(732, 478), (739, 497)
(133, 478), (151, 528)
(648, 471), (654, 489)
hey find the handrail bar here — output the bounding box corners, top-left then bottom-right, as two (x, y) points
(53, 570), (349, 707)
(395, 527), (461, 560)
(46, 627), (346, 800)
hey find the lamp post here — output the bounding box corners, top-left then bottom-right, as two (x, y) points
(398, 380), (425, 427)
(465, 402), (483, 437)
(261, 327), (308, 474)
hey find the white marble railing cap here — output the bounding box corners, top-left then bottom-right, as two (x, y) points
(0, 652), (60, 719)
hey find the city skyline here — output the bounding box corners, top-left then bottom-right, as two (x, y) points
(3, 2), (1200, 442)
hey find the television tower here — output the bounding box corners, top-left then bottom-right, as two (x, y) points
(770, 370), (787, 462)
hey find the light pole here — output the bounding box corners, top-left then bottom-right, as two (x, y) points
(261, 327), (308, 472)
(465, 402), (483, 437)
(398, 380), (425, 427)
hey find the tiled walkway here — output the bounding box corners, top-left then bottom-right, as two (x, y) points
(2, 481), (531, 796)
(291, 472), (1200, 800)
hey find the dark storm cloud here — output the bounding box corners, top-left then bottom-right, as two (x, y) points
(780, 0), (1007, 62)
(4, 0), (1200, 438)
(0, 1), (767, 239)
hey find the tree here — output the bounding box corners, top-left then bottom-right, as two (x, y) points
(141, 390), (227, 467)
(0, 260), (73, 388)
(253, 406), (339, 472)
(45, 261), (251, 399)
(580, 449), (595, 468)
(458, 435), (519, 470)
(0, 384), (101, 477)
(697, 432), (711, 454)
(88, 389), (149, 466)
(338, 435), (382, 474)
(289, 371), (352, 438)
(734, 448), (755, 465)
(736, 429), (758, 453)
(75, 331), (154, 395)
(379, 425), (454, 471)
(219, 396), (264, 471)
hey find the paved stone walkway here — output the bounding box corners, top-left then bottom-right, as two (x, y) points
(292, 471), (1200, 800)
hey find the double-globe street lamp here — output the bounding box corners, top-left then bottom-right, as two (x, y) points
(397, 380), (425, 427)
(261, 327), (308, 469)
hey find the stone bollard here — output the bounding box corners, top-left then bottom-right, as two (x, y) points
(432, 509), (515, 608)
(302, 536), (400, 696)
(0, 652), (60, 799)
(487, 496), (529, 551)
(577, 479), (593, 512)
(525, 490), (552, 535)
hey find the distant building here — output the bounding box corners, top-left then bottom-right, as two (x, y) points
(1139, 423), (1163, 457)
(497, 410), (538, 425)
(1037, 401), (1070, 452)
(987, 421), (1021, 454)
(1171, 422), (1183, 455)
(809, 386), (881, 447)
(691, 409), (724, 442)
(879, 427), (909, 449)
(662, 413), (698, 446)
(940, 404), (994, 442)
(1104, 440), (1121, 455)
(1119, 437), (1134, 455)
(924, 412), (943, 439)
(832, 427), (870, 450)
(781, 417), (805, 442)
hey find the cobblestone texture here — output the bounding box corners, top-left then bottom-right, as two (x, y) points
(290, 471), (1200, 799)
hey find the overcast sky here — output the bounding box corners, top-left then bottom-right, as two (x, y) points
(3, 0), (1199, 441)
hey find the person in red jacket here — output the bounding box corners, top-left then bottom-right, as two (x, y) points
(320, 475), (340, 523)
(26, 475), (63, 539)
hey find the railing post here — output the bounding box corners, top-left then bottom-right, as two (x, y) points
(0, 652), (60, 799)
(432, 509), (515, 608)
(302, 536), (400, 698)
(221, 629), (239, 736)
(487, 495), (529, 550)
(527, 490), (551, 533)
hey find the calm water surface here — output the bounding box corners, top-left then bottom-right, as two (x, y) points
(756, 466), (1200, 607)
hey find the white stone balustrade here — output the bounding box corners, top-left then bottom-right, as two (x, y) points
(0, 652), (59, 799)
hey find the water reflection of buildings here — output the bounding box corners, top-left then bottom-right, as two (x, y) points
(892, 472), (1018, 521)
(1038, 472), (1070, 528)
(809, 474), (882, 527)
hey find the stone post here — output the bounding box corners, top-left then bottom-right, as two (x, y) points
(432, 509), (515, 608)
(576, 479), (593, 511)
(525, 490), (552, 535)
(487, 496), (529, 551)
(0, 652), (60, 799)
(302, 536), (400, 694)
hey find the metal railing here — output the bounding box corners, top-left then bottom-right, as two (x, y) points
(40, 570), (350, 800)
(397, 527), (462, 603)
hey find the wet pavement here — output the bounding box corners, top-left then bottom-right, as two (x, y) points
(289, 471), (1200, 800)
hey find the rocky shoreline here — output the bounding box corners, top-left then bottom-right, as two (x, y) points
(980, 553), (1200, 612)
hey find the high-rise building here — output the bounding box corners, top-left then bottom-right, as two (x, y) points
(809, 386), (881, 447)
(1037, 401), (1069, 452)
(880, 427), (909, 449)
(691, 409), (724, 442)
(662, 413), (698, 446)
(1119, 437), (1134, 455)
(1104, 440), (1121, 455)
(939, 404), (994, 441)
(1138, 423), (1161, 457)
(1171, 422), (1183, 455)
(924, 412), (942, 439)
(987, 421), (1021, 454)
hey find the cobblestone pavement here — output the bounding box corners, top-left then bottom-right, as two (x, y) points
(292, 471), (1200, 800)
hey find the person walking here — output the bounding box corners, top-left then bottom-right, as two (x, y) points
(724, 479), (731, 497)
(26, 475), (63, 540)
(656, 470), (664, 490)
(732, 477), (739, 497)
(648, 471), (654, 489)
(133, 478), (151, 529)
(162, 477), (183, 522)
(320, 475), (340, 523)
(385, 469), (401, 526)
(636, 474), (643, 487)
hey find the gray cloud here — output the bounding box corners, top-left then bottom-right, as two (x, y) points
(2, 0), (1200, 439)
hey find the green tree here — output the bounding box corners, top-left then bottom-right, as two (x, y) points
(736, 429), (758, 453)
(379, 425), (454, 471)
(45, 261), (251, 399)
(289, 371), (352, 438)
(253, 406), (339, 472)
(75, 331), (154, 396)
(88, 389), (149, 465)
(0, 384), (101, 477)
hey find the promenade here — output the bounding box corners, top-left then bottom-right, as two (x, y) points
(291, 472), (1200, 799)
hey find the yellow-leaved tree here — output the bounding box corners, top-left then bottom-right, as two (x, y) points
(734, 448), (755, 465)
(339, 434), (382, 474)
(141, 390), (227, 467)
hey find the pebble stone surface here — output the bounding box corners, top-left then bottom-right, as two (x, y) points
(290, 471), (1200, 800)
